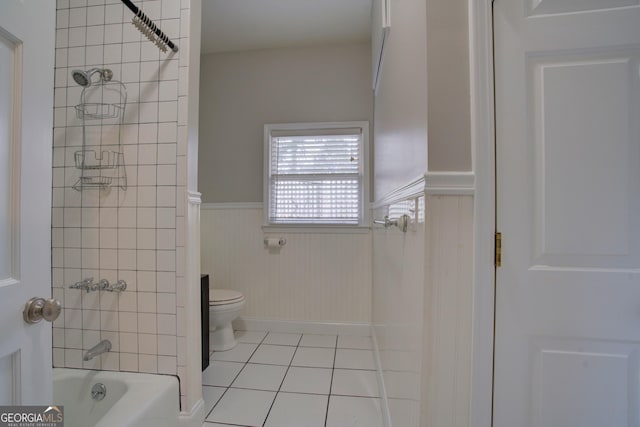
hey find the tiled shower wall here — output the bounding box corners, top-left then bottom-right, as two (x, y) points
(51, 0), (193, 409)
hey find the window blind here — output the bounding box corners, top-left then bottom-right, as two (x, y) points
(269, 132), (363, 224)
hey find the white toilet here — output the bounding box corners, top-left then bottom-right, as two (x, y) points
(209, 289), (245, 351)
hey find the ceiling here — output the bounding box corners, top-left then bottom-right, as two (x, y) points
(200, 0), (372, 54)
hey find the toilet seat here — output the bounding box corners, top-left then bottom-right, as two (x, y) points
(210, 289), (244, 306)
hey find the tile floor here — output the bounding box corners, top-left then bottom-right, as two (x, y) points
(201, 330), (383, 427)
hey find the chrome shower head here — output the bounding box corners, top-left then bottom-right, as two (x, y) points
(71, 68), (113, 87)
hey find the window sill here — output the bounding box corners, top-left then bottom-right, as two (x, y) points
(262, 224), (371, 234)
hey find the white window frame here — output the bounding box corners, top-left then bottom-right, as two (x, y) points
(263, 121), (370, 232)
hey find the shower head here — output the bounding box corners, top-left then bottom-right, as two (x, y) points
(71, 68), (113, 87)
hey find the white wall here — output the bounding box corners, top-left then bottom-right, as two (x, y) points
(201, 205), (372, 323)
(198, 43), (373, 202)
(373, 0), (428, 201)
(426, 0), (472, 171)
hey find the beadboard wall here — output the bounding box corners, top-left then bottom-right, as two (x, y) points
(422, 195), (474, 427)
(371, 191), (474, 427)
(201, 204), (372, 323)
(372, 196), (426, 427)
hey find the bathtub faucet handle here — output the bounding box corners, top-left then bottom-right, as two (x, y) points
(70, 277), (94, 292)
(105, 279), (127, 292)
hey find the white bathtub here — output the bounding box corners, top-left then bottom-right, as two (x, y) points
(53, 368), (179, 427)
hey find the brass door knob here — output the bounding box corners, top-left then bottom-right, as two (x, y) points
(23, 297), (62, 324)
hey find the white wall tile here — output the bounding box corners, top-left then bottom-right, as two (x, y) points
(122, 42), (141, 62)
(157, 293), (176, 314)
(137, 250), (156, 270)
(86, 25), (104, 45)
(136, 271), (156, 293)
(138, 333), (157, 354)
(104, 23), (123, 44)
(57, 9), (70, 28)
(136, 228), (155, 250)
(139, 354), (158, 374)
(138, 165), (157, 186)
(158, 101), (177, 122)
(138, 144), (157, 164)
(104, 44), (122, 63)
(53, 0), (190, 403)
(139, 123), (158, 144)
(138, 292), (157, 313)
(137, 187), (157, 207)
(68, 27), (86, 47)
(120, 353), (138, 371)
(117, 228), (136, 249)
(138, 313), (157, 334)
(122, 21), (141, 42)
(157, 314), (176, 335)
(119, 291), (137, 312)
(119, 312), (138, 333)
(157, 165), (176, 185)
(85, 44), (104, 65)
(156, 272), (175, 293)
(156, 229), (175, 250)
(157, 187), (176, 207)
(104, 3), (123, 24)
(65, 329), (82, 349)
(86, 6), (104, 26)
(99, 228), (118, 249)
(69, 8), (87, 27)
(118, 249), (137, 270)
(157, 144), (176, 164)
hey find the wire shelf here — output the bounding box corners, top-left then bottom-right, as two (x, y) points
(72, 78), (128, 192)
(72, 176), (112, 191)
(75, 150), (123, 170)
(75, 102), (124, 120)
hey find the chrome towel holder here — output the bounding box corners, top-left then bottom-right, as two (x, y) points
(373, 214), (410, 233)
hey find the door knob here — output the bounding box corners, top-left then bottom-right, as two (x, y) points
(23, 297), (62, 324)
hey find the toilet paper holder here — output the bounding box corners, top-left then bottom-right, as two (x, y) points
(264, 237), (287, 247)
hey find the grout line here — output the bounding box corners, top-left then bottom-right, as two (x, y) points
(325, 334), (338, 427)
(204, 332), (267, 421)
(260, 332), (303, 427)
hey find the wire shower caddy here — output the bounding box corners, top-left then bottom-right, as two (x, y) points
(73, 79), (128, 191)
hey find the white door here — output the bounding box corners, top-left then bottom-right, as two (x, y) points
(494, 0), (640, 426)
(0, 1), (56, 404)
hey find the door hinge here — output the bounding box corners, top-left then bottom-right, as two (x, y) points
(495, 232), (502, 267)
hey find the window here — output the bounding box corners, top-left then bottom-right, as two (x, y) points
(264, 122), (369, 226)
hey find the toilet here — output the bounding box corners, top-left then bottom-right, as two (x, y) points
(209, 289), (245, 351)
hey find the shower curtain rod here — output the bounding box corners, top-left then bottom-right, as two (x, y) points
(121, 0), (179, 53)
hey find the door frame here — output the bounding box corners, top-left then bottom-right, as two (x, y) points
(469, 0), (495, 427)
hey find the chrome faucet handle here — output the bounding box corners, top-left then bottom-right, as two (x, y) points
(96, 279), (110, 291)
(70, 277), (94, 291)
(105, 280), (127, 292)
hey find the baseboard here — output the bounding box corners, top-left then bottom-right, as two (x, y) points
(233, 317), (371, 336)
(371, 327), (392, 427)
(178, 398), (205, 427)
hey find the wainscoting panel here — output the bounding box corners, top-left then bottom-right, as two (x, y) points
(201, 205), (372, 323)
(423, 195), (474, 427)
(372, 196), (426, 427)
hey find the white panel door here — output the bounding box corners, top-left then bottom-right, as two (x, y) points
(494, 1), (640, 426)
(0, 1), (55, 404)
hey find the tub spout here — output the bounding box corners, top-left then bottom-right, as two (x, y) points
(84, 340), (111, 361)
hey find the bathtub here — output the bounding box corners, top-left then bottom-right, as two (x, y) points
(53, 368), (179, 427)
